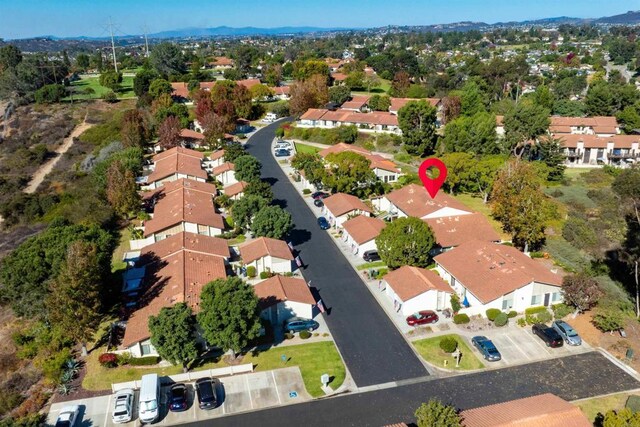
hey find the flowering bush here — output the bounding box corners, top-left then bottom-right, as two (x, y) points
(98, 353), (118, 368)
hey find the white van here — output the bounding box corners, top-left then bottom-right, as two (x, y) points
(138, 374), (160, 423)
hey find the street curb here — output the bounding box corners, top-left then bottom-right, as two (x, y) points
(598, 347), (640, 381)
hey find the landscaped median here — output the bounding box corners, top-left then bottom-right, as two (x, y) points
(412, 334), (484, 371)
(83, 341), (345, 398)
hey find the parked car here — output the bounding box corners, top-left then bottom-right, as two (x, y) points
(138, 373), (160, 423)
(112, 389), (134, 423)
(274, 149), (290, 157)
(55, 405), (80, 427)
(552, 320), (582, 346)
(311, 191), (330, 200)
(195, 378), (218, 410)
(471, 336), (502, 361)
(168, 383), (188, 412)
(318, 216), (330, 230)
(406, 310), (439, 326)
(532, 323), (564, 347)
(313, 199), (324, 207)
(275, 141), (292, 149)
(362, 250), (381, 262)
(284, 317), (319, 333)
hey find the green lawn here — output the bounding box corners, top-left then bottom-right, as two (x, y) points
(575, 392), (637, 423)
(356, 261), (387, 270)
(295, 142), (321, 154)
(83, 341), (344, 398)
(412, 334), (484, 371)
(352, 78), (391, 95)
(111, 227), (132, 274)
(63, 75), (135, 101)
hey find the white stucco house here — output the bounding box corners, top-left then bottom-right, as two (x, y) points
(383, 265), (453, 316)
(211, 162), (238, 186)
(202, 150), (226, 171)
(322, 193), (372, 228)
(240, 237), (295, 275)
(341, 215), (386, 256)
(254, 276), (316, 326)
(434, 240), (564, 315)
(143, 147), (207, 190)
(318, 143), (403, 184)
(372, 183), (472, 220)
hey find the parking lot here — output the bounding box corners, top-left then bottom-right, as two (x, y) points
(47, 367), (310, 426)
(462, 324), (592, 368)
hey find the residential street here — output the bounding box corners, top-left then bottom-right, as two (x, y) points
(244, 121), (428, 387)
(178, 352), (640, 426)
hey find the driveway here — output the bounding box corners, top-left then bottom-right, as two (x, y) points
(47, 367), (309, 426)
(245, 121), (428, 387)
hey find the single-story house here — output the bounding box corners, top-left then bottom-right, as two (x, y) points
(210, 56), (234, 69)
(143, 180), (225, 241)
(424, 213), (501, 251)
(144, 147), (207, 189)
(434, 240), (564, 315)
(460, 393), (591, 427)
(240, 237), (295, 275)
(372, 183), (472, 220)
(254, 276), (316, 326)
(298, 108), (401, 134)
(236, 118), (252, 134)
(121, 246), (228, 357)
(211, 162), (237, 186)
(224, 181), (249, 200)
(179, 129), (205, 148)
(318, 143), (402, 183)
(383, 265), (452, 316)
(341, 215), (386, 255)
(341, 95), (370, 112)
(270, 86), (290, 100)
(202, 149), (226, 171)
(322, 193), (373, 228)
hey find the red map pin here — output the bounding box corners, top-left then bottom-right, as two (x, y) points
(418, 158), (448, 199)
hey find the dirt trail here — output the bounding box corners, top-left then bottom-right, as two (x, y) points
(23, 120), (93, 194)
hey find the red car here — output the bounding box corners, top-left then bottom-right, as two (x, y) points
(406, 310), (439, 326)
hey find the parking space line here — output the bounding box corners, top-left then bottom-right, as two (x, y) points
(505, 334), (533, 360)
(103, 394), (111, 427)
(528, 330), (553, 355)
(245, 375), (254, 409)
(271, 371), (283, 405)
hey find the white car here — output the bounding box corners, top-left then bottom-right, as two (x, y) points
(112, 388), (135, 423)
(55, 405), (80, 427)
(274, 141), (292, 150)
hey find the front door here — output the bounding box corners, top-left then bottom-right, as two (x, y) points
(543, 293), (551, 306)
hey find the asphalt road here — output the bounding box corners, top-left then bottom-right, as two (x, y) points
(244, 121), (428, 387)
(181, 351), (640, 426)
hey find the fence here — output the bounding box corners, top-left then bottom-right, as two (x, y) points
(111, 363), (254, 393)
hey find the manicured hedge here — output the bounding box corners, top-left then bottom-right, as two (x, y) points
(453, 313), (470, 324)
(525, 306), (549, 315)
(299, 331), (311, 339)
(507, 310), (518, 318)
(128, 356), (160, 366)
(486, 308), (501, 321)
(494, 312), (508, 327)
(246, 266), (256, 278)
(439, 336), (458, 353)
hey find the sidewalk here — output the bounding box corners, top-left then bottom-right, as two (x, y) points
(287, 138), (396, 160)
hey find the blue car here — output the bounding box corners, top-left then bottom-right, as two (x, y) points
(284, 317), (319, 334)
(317, 216), (330, 230)
(471, 336), (502, 361)
(168, 383), (188, 412)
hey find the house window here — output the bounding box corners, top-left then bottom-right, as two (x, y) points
(388, 175), (396, 182)
(502, 299), (513, 310)
(531, 295), (541, 305)
(552, 292), (561, 302)
(141, 343), (152, 356)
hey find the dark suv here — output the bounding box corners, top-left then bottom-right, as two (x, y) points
(532, 323), (564, 347)
(195, 378), (217, 410)
(283, 317), (319, 333)
(362, 250), (381, 262)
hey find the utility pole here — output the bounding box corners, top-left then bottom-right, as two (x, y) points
(142, 25), (150, 57)
(108, 17), (118, 72)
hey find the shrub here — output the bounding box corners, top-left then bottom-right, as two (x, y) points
(102, 91), (118, 102)
(551, 303), (573, 319)
(626, 395), (640, 413)
(116, 352), (132, 366)
(439, 336), (458, 353)
(377, 268), (388, 277)
(592, 308), (625, 332)
(127, 356), (160, 366)
(517, 318), (526, 327)
(525, 306), (548, 315)
(507, 310), (518, 318)
(259, 271), (273, 280)
(486, 308), (501, 321)
(530, 251), (545, 258)
(38, 348), (72, 384)
(246, 266), (257, 278)
(0, 391), (23, 416)
(453, 313), (470, 324)
(237, 133), (246, 139)
(549, 189), (564, 197)
(12, 386), (51, 419)
(275, 127), (285, 138)
(299, 331), (311, 339)
(450, 294), (461, 313)
(98, 353), (118, 368)
(494, 312), (508, 327)
(284, 332), (294, 340)
(302, 189), (311, 195)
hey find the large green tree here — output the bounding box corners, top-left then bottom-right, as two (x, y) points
(323, 152), (377, 197)
(231, 195), (269, 230)
(148, 303), (199, 370)
(459, 80), (488, 117)
(291, 152), (326, 187)
(233, 155), (262, 182)
(415, 399), (462, 427)
(150, 42), (186, 77)
(375, 217), (435, 269)
(503, 100), (550, 156)
(328, 85), (351, 105)
(561, 273), (603, 313)
(133, 69), (159, 96)
(197, 277), (262, 359)
(106, 159), (140, 217)
(251, 206), (293, 239)
(398, 100), (438, 155)
(99, 70), (123, 91)
(0, 45), (23, 72)
(441, 112), (498, 154)
(532, 135), (566, 182)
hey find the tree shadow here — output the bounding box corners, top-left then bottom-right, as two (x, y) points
(272, 198), (288, 209)
(288, 228), (311, 245)
(264, 177), (278, 186)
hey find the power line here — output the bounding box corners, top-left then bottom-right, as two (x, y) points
(108, 17), (118, 73)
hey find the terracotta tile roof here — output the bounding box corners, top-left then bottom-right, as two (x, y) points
(318, 109), (353, 122)
(140, 231), (230, 260)
(209, 150), (226, 161)
(331, 72), (347, 81)
(171, 82), (190, 99)
(550, 115), (618, 128)
(237, 79), (261, 89)
(199, 81), (216, 91)
(385, 184), (471, 218)
(180, 129), (204, 140)
(424, 213), (501, 248)
(460, 393), (591, 427)
(253, 275), (316, 308)
(434, 240), (563, 304)
(556, 133), (640, 149)
(122, 250), (227, 347)
(345, 111), (399, 126)
(495, 115), (504, 126)
(143, 185), (225, 237)
(342, 215), (386, 244)
(300, 108), (327, 121)
(147, 148), (207, 184)
(153, 147), (204, 162)
(211, 56), (234, 66)
(318, 143), (400, 173)
(341, 95), (371, 110)
(159, 178), (217, 196)
(271, 86), (290, 95)
(323, 193), (372, 217)
(384, 265), (452, 301)
(211, 162), (235, 176)
(239, 237), (294, 264)
(224, 181), (248, 197)
(390, 97), (441, 112)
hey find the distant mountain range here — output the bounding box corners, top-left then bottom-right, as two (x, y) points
(148, 25), (351, 38)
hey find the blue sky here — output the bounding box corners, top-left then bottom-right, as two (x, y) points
(0, 0), (637, 39)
